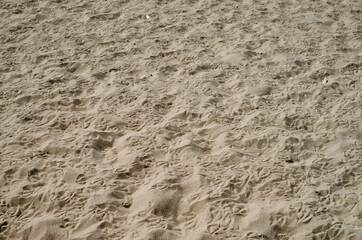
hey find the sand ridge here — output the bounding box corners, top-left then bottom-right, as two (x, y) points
(0, 0), (361, 239)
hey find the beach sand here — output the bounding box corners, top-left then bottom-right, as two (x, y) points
(0, 0), (361, 239)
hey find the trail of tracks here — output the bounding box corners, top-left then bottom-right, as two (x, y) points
(0, 0), (361, 239)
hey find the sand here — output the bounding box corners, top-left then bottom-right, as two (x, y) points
(0, 0), (361, 239)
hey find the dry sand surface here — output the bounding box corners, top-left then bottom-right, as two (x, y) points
(0, 0), (361, 239)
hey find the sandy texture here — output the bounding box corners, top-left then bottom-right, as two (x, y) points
(0, 0), (361, 239)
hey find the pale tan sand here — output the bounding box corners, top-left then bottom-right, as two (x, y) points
(0, 0), (361, 239)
